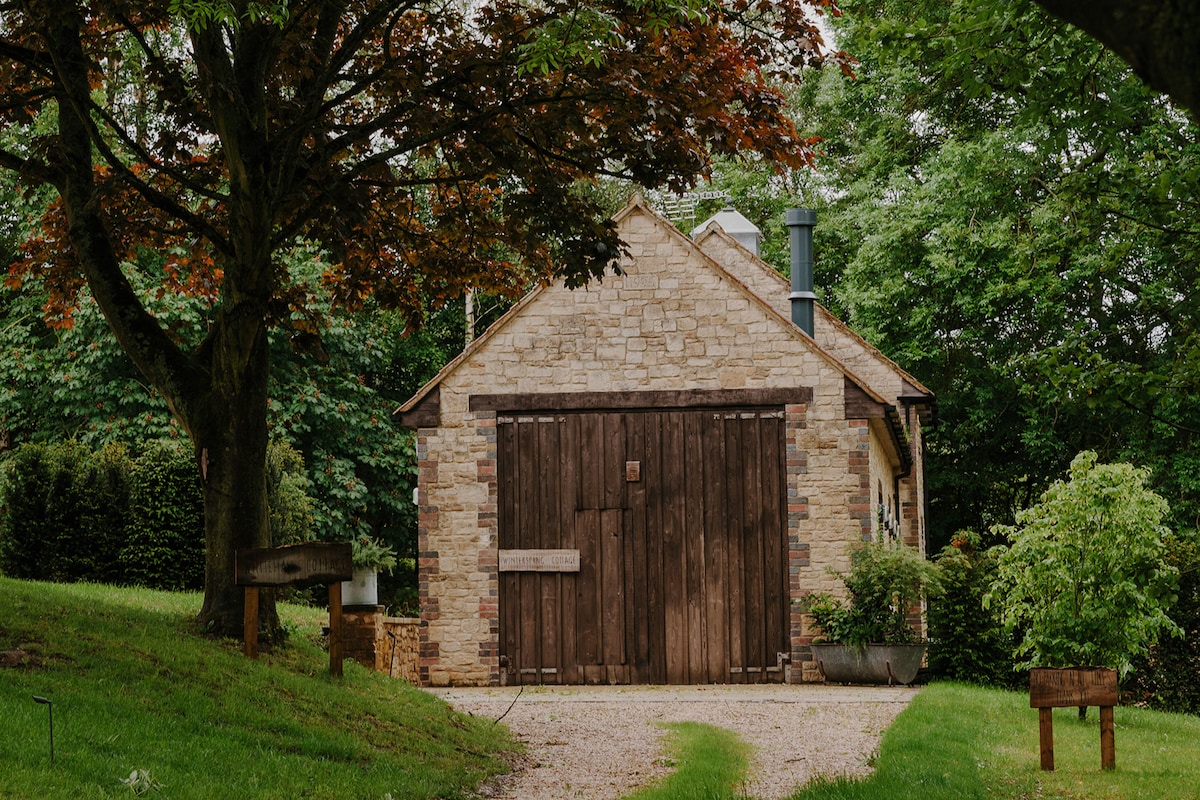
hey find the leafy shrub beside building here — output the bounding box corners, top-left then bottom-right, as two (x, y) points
(927, 531), (1022, 688)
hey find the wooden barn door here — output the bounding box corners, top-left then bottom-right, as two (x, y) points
(497, 408), (786, 685)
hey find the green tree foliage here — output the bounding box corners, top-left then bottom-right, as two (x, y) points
(794, 0), (1200, 547)
(266, 438), (315, 549)
(267, 249), (415, 552)
(987, 451), (1180, 678)
(0, 264), (197, 448)
(1031, 1), (1200, 118)
(0, 249), (400, 555)
(0, 0), (840, 635)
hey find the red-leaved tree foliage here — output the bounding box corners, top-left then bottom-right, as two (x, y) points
(0, 0), (845, 636)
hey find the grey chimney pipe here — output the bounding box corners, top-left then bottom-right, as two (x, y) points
(786, 208), (817, 337)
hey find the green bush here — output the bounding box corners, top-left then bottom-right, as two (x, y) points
(805, 537), (943, 646)
(122, 441), (205, 591)
(1, 438), (316, 591)
(1126, 534), (1200, 714)
(0, 440), (130, 583)
(267, 439), (314, 548)
(927, 531), (1020, 687)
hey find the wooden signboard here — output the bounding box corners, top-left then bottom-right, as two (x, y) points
(499, 549), (581, 572)
(235, 542), (353, 588)
(1030, 667), (1118, 771)
(235, 542), (353, 675)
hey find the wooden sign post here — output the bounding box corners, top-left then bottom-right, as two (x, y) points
(235, 542), (354, 676)
(1029, 667), (1118, 771)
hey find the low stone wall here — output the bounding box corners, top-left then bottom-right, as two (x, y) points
(334, 608), (421, 683)
(378, 617), (420, 683)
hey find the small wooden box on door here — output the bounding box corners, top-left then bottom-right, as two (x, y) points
(497, 406), (788, 685)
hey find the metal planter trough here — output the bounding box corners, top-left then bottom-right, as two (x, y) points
(810, 643), (926, 685)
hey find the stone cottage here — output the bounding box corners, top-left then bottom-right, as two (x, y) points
(395, 196), (934, 686)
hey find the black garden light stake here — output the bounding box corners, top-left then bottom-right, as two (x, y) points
(32, 695), (53, 764)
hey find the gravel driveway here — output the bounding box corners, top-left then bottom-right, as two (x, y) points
(430, 683), (920, 800)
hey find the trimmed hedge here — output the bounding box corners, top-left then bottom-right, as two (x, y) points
(121, 441), (205, 591)
(0, 438), (313, 590)
(1126, 536), (1200, 715)
(0, 441), (130, 584)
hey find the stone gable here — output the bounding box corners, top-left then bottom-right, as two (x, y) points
(399, 196), (933, 686)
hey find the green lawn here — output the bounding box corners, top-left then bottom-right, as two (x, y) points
(626, 722), (751, 800)
(4, 577), (1198, 800)
(791, 681), (1200, 800)
(0, 578), (513, 799)
(609, 681), (1200, 800)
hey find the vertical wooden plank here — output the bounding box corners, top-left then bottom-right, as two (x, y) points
(644, 412), (668, 684)
(518, 417), (541, 683)
(600, 413), (630, 675)
(760, 413), (787, 682)
(626, 413), (651, 683)
(577, 414), (603, 670)
(1100, 706), (1115, 770)
(622, 505), (636, 678)
(603, 413), (626, 510)
(497, 417), (520, 685)
(724, 412), (747, 683)
(576, 508), (601, 665)
(684, 411), (707, 683)
(559, 414), (581, 684)
(328, 582), (343, 677)
(702, 412), (729, 683)
(741, 413), (766, 680)
(244, 586), (259, 659)
(1039, 708), (1055, 771)
(579, 413), (604, 509)
(600, 508), (626, 666)
(662, 411), (688, 684)
(537, 417), (561, 683)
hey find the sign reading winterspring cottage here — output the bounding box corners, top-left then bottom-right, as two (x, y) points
(499, 549), (581, 572)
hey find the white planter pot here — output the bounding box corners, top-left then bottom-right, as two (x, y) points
(341, 567), (379, 606)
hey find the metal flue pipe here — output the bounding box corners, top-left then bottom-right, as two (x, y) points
(786, 208), (817, 337)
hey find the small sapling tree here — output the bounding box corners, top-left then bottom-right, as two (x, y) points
(987, 451), (1181, 689)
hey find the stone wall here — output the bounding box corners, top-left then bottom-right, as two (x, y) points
(692, 226), (921, 409)
(334, 609), (421, 683)
(379, 617), (420, 683)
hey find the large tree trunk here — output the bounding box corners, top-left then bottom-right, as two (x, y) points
(194, 306), (277, 636)
(1033, 0), (1200, 117)
(39, 6), (279, 638)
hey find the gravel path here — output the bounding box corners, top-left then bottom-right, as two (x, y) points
(430, 684), (920, 800)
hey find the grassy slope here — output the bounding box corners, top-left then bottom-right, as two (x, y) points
(792, 681), (1200, 800)
(0, 578), (513, 800)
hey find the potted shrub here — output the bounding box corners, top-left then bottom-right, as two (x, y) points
(341, 535), (398, 607)
(804, 537), (942, 685)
